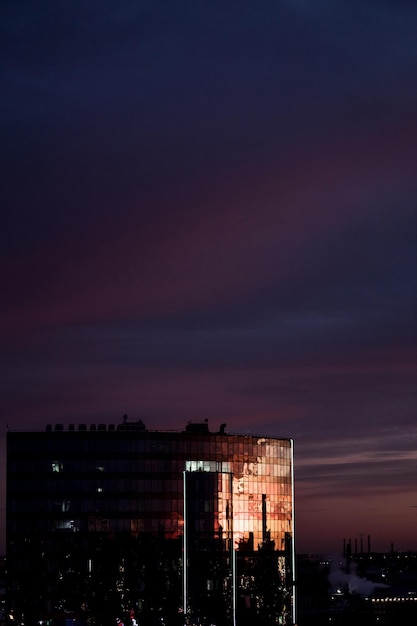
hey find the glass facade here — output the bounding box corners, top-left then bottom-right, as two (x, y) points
(7, 421), (295, 626)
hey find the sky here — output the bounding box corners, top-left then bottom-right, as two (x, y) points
(1, 0), (416, 555)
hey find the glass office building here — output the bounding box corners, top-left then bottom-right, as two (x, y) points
(7, 420), (295, 626)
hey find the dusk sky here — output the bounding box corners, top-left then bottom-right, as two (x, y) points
(1, 0), (416, 555)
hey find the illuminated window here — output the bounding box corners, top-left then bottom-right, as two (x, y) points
(185, 460), (231, 473)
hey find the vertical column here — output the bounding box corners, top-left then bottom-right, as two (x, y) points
(290, 438), (296, 626)
(229, 471), (236, 626)
(183, 468), (234, 625)
(183, 470), (188, 617)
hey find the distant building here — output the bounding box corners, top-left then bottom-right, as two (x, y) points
(7, 419), (296, 626)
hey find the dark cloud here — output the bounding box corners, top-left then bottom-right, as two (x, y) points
(1, 0), (416, 554)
